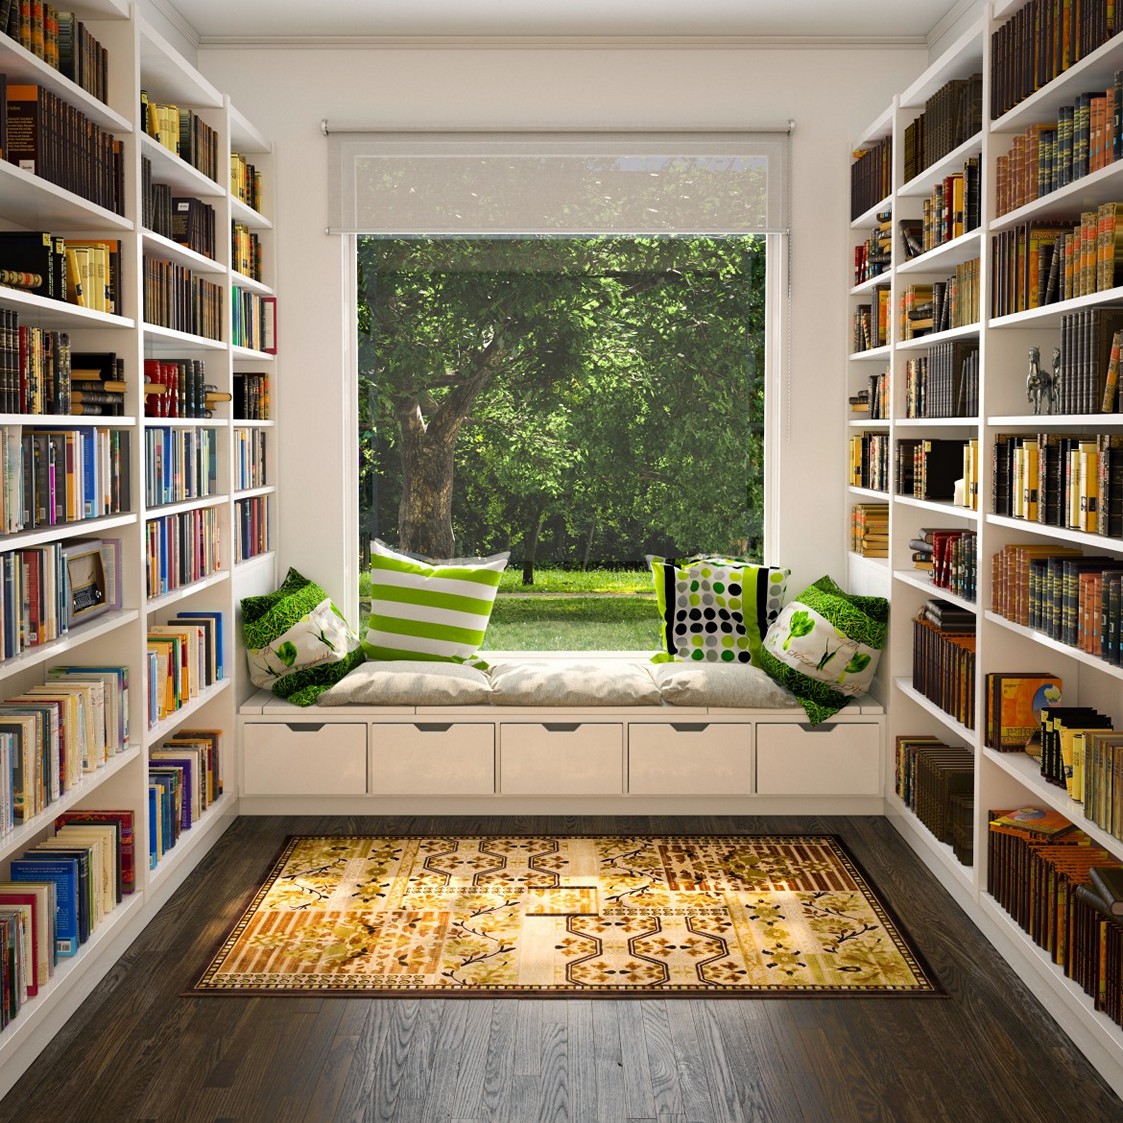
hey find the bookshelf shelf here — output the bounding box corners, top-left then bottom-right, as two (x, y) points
(851, 4), (1123, 1097)
(0, 11), (279, 1099)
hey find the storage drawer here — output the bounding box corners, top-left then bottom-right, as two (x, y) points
(242, 721), (367, 796)
(628, 722), (752, 795)
(500, 722), (623, 795)
(755, 721), (881, 796)
(371, 722), (495, 795)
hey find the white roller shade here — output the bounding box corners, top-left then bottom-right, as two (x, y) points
(325, 127), (791, 235)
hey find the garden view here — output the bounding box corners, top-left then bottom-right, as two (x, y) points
(356, 235), (767, 648)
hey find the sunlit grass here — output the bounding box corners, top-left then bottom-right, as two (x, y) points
(483, 593), (659, 651)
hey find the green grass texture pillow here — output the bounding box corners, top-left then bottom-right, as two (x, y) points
(241, 568), (365, 706)
(363, 540), (509, 663)
(759, 575), (888, 725)
(647, 553), (789, 666)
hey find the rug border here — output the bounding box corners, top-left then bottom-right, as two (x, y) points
(183, 831), (946, 1000)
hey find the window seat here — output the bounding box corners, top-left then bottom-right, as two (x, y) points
(236, 657), (886, 816)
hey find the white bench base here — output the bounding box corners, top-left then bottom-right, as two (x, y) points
(237, 690), (886, 816)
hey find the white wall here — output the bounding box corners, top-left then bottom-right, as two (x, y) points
(197, 44), (927, 611)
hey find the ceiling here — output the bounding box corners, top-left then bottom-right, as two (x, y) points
(156, 0), (973, 45)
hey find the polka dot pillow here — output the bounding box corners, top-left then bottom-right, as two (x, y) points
(647, 554), (789, 666)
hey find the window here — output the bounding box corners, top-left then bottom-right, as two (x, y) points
(333, 128), (789, 649)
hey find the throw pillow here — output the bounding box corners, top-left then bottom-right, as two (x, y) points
(758, 575), (888, 725)
(652, 661), (800, 709)
(316, 660), (493, 706)
(487, 659), (662, 706)
(241, 568), (366, 706)
(647, 553), (789, 666)
(363, 540), (508, 663)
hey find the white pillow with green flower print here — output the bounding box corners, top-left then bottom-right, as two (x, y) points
(246, 597), (362, 689)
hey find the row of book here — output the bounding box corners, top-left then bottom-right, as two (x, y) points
(231, 287), (277, 354)
(992, 209), (1123, 320)
(0, 230), (120, 314)
(987, 807), (1123, 1030)
(995, 80), (1123, 216)
(910, 532), (978, 602)
(1, 323), (131, 422)
(145, 426), (220, 509)
(898, 282), (938, 342)
(850, 502), (887, 558)
(894, 734), (974, 866)
(2, 78), (125, 215)
(896, 436), (975, 506)
(143, 357), (212, 420)
(1056, 307), (1123, 414)
(903, 339), (980, 419)
(850, 136), (891, 222)
(0, 426), (130, 534)
(149, 729), (223, 866)
(233, 426), (268, 492)
(230, 152), (264, 215)
(911, 605), (976, 730)
(990, 0), (1119, 119)
(993, 431), (1123, 538)
(142, 258), (224, 342)
(147, 615), (224, 728)
(916, 158), (982, 251)
(232, 371), (270, 421)
(0, 806), (133, 1023)
(850, 369), (888, 420)
(234, 494), (270, 564)
(139, 91), (221, 185)
(990, 544), (1123, 666)
(1, 2), (109, 105)
(231, 222), (264, 282)
(851, 284), (889, 353)
(848, 431), (889, 493)
(144, 507), (221, 600)
(141, 160), (217, 262)
(902, 73), (983, 184)
(0, 663), (129, 828)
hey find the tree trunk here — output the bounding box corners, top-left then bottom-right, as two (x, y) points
(396, 401), (457, 558)
(521, 506), (545, 586)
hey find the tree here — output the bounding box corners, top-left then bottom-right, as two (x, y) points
(357, 236), (765, 571)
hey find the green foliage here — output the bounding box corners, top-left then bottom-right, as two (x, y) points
(357, 235), (766, 572)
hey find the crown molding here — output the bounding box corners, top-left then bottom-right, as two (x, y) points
(926, 0), (982, 49)
(146, 0), (203, 50)
(196, 33), (931, 52)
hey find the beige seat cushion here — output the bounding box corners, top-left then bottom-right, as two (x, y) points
(487, 660), (662, 706)
(315, 660), (492, 706)
(652, 661), (800, 709)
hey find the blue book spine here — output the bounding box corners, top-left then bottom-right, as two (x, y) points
(9, 857), (80, 956)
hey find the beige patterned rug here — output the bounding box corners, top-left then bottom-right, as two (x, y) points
(190, 834), (940, 996)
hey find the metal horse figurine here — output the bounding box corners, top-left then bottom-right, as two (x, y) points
(1026, 345), (1054, 414)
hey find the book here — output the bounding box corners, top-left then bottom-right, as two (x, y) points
(8, 855), (79, 956)
(985, 673), (1062, 750)
(989, 806), (1076, 838)
(1088, 867), (1123, 917)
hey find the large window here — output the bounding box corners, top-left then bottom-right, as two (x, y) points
(332, 126), (788, 649)
(355, 235), (770, 649)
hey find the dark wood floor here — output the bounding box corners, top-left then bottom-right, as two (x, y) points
(2, 813), (1122, 1123)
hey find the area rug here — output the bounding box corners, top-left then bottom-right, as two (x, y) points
(189, 834), (940, 996)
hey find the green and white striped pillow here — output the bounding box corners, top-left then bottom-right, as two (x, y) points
(363, 541), (509, 662)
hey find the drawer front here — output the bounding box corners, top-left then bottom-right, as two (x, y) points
(755, 722), (881, 796)
(371, 723), (495, 795)
(242, 722), (367, 796)
(628, 722), (752, 795)
(500, 723), (624, 795)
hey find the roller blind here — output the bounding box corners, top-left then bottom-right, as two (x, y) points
(325, 126), (791, 236)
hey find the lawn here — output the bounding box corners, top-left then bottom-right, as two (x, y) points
(484, 591), (659, 651)
(360, 567), (661, 650)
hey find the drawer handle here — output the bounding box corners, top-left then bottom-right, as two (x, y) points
(671, 723), (710, 733)
(415, 723), (453, 733)
(797, 722), (837, 733)
(285, 722), (325, 732)
(543, 723), (580, 733)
